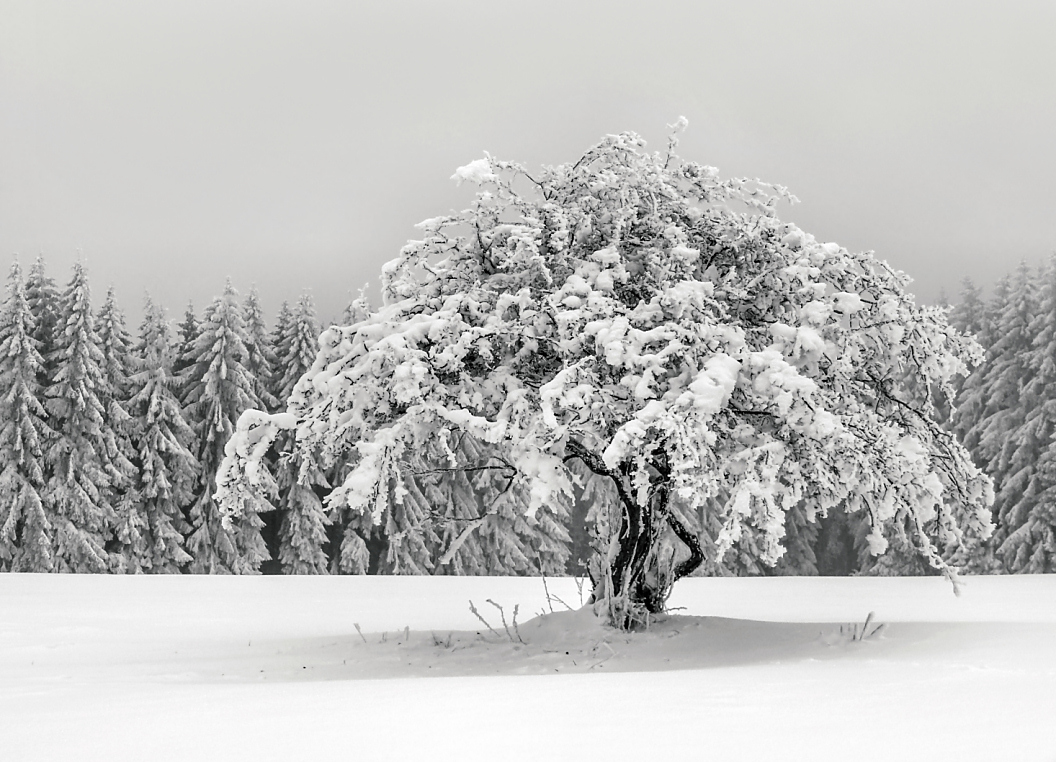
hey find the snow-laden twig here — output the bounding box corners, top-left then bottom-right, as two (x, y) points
(468, 600), (500, 639)
(487, 598), (526, 644)
(542, 575), (574, 612)
(513, 604), (523, 644)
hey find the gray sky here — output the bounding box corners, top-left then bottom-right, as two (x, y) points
(2, 0), (1054, 325)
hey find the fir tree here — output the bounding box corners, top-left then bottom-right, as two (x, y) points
(271, 292), (329, 573)
(1003, 446), (1056, 571)
(952, 275), (1011, 462)
(44, 263), (121, 572)
(95, 286), (142, 571)
(268, 301), (293, 406)
(996, 255), (1056, 572)
(977, 263), (1039, 560)
(275, 292), (320, 407)
(172, 301), (199, 377)
(242, 286), (277, 412)
(0, 262), (55, 571)
(770, 504), (820, 576)
(127, 297), (196, 572)
(25, 255), (61, 386)
(181, 281), (269, 573)
(948, 277), (988, 338)
(275, 451), (331, 574)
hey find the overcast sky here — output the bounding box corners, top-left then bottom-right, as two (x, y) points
(2, 0), (1054, 324)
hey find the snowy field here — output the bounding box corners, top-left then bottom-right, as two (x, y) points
(2, 574), (1055, 762)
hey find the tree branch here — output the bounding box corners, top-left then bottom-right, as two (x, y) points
(667, 511), (705, 581)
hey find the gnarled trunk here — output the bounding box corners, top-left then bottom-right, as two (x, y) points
(566, 440), (704, 629)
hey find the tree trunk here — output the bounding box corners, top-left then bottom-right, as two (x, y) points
(566, 440), (705, 629)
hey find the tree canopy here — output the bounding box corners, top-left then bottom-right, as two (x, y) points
(218, 124), (994, 627)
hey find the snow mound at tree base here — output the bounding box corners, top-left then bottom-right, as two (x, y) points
(340, 608), (862, 679)
(184, 607), (1054, 683)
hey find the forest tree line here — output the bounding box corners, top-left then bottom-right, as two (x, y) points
(0, 256), (573, 576)
(0, 253), (1051, 577)
(945, 257), (1056, 574)
(0, 257), (325, 573)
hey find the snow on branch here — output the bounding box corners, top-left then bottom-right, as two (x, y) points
(215, 409), (295, 527)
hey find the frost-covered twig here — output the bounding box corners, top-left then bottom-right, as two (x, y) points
(487, 598), (525, 644)
(468, 600), (500, 639)
(542, 575), (574, 612)
(574, 576), (587, 607)
(512, 604), (523, 644)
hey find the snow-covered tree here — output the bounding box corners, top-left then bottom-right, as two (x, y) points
(340, 288), (372, 329)
(218, 125), (993, 627)
(993, 256), (1056, 572)
(95, 286), (142, 570)
(127, 297), (196, 572)
(269, 291), (330, 573)
(274, 292), (320, 407)
(181, 281), (269, 573)
(0, 263), (55, 571)
(971, 264), (1038, 565)
(948, 277), (988, 338)
(25, 256), (61, 385)
(242, 286), (278, 412)
(173, 301), (199, 378)
(951, 275), (1011, 463)
(44, 263), (123, 572)
(272, 449), (331, 574)
(268, 301), (293, 406)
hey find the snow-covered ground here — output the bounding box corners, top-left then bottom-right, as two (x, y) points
(2, 574), (1055, 761)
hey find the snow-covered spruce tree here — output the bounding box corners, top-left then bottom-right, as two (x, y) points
(181, 281), (269, 573)
(951, 275), (1010, 464)
(274, 292), (321, 407)
(25, 255), (61, 386)
(242, 286), (278, 413)
(172, 301), (199, 378)
(270, 292), (330, 573)
(218, 125), (993, 627)
(0, 263), (55, 571)
(126, 297), (196, 572)
(993, 255), (1056, 572)
(947, 275), (1012, 573)
(95, 286), (143, 571)
(268, 301), (293, 405)
(272, 447), (331, 574)
(44, 263), (127, 572)
(971, 263), (1038, 567)
(948, 277), (988, 339)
